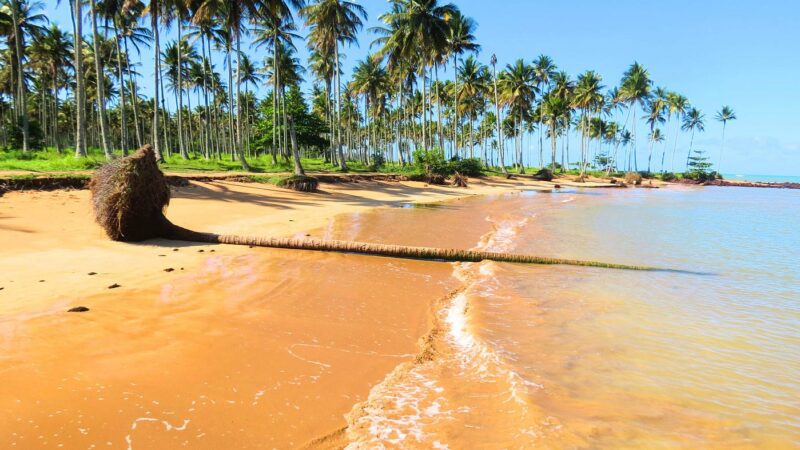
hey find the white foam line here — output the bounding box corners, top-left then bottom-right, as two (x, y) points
(125, 417), (190, 450)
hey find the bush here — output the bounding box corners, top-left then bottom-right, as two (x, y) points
(449, 157), (483, 177)
(369, 152), (386, 171)
(660, 172), (678, 182)
(624, 172), (643, 185)
(452, 172), (468, 187)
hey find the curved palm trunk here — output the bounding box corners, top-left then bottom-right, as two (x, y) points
(686, 129), (696, 171)
(90, 0), (113, 159)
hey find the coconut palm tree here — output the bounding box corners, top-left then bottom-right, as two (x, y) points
(572, 70), (604, 179)
(682, 107), (705, 171)
(715, 105), (736, 174)
(619, 62), (652, 171)
(28, 23), (71, 153)
(302, 0), (367, 171)
(667, 92), (688, 172)
(498, 59), (536, 173)
(456, 55), (487, 158)
(446, 9), (478, 156)
(532, 54), (556, 168)
(351, 54), (388, 158)
(88, 0), (113, 158)
(0, 0), (47, 152)
(645, 94), (665, 173)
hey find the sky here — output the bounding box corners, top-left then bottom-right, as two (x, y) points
(45, 0), (800, 176)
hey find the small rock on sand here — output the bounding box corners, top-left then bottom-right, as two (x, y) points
(88, 272), (97, 276)
(198, 249), (205, 253)
(108, 283), (120, 289)
(68, 306), (89, 313)
(164, 268), (175, 272)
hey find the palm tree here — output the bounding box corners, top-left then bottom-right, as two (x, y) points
(489, 53), (505, 173)
(302, 0), (367, 171)
(28, 23), (71, 153)
(715, 105), (736, 174)
(498, 59), (536, 173)
(456, 55), (487, 158)
(532, 54), (556, 168)
(88, 0), (113, 158)
(0, 0), (47, 152)
(667, 92), (688, 172)
(645, 94), (665, 173)
(682, 107), (705, 171)
(446, 9), (478, 156)
(351, 54), (388, 159)
(572, 70), (604, 179)
(619, 62), (652, 171)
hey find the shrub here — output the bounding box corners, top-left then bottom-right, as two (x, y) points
(449, 157), (483, 177)
(369, 152), (386, 171)
(624, 172), (643, 185)
(452, 172), (468, 187)
(660, 172), (677, 182)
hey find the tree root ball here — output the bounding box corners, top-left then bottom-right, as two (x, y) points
(451, 172), (468, 188)
(277, 175), (319, 192)
(89, 145), (172, 241)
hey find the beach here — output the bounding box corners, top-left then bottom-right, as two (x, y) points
(0, 176), (556, 448)
(2, 178), (798, 448)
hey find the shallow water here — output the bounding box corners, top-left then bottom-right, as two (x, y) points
(334, 186), (800, 448)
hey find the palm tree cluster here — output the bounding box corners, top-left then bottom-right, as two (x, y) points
(0, 0), (734, 175)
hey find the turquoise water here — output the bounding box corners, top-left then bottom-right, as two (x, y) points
(338, 185), (800, 447)
(723, 173), (800, 183)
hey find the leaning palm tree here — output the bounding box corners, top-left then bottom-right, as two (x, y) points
(302, 0), (367, 171)
(90, 145), (657, 271)
(619, 62), (652, 172)
(645, 94), (665, 173)
(682, 107), (705, 171)
(714, 105), (736, 174)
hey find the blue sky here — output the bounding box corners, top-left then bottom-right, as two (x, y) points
(46, 0), (800, 175)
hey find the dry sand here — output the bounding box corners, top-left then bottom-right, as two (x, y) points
(0, 175), (604, 448)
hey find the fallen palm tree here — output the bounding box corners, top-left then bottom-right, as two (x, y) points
(89, 145), (658, 271)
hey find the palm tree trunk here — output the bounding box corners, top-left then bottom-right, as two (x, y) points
(151, 13), (163, 162)
(333, 40), (347, 170)
(177, 21), (187, 159)
(10, 7), (29, 152)
(288, 115), (304, 176)
(90, 0), (112, 159)
(717, 122), (727, 174)
(73, 0), (87, 157)
(235, 31), (250, 170)
(113, 24), (128, 155)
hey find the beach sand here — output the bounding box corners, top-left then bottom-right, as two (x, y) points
(0, 176), (574, 448)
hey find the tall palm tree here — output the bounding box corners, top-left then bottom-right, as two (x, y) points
(302, 0), (367, 171)
(667, 92), (688, 172)
(0, 0), (47, 152)
(88, 0), (113, 158)
(619, 62), (651, 171)
(682, 107), (705, 171)
(446, 9), (478, 156)
(532, 54), (556, 168)
(498, 59), (536, 173)
(28, 23), (71, 153)
(572, 70), (604, 178)
(645, 94), (665, 173)
(351, 54), (388, 159)
(456, 55), (487, 158)
(489, 53), (505, 173)
(715, 105), (736, 174)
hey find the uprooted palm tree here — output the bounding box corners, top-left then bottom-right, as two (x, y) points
(89, 145), (658, 271)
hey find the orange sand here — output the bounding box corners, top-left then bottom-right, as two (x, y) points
(0, 176), (570, 448)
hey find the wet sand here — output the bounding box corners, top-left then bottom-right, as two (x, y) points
(0, 176), (560, 448)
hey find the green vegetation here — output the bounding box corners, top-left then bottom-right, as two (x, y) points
(0, 0), (734, 183)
